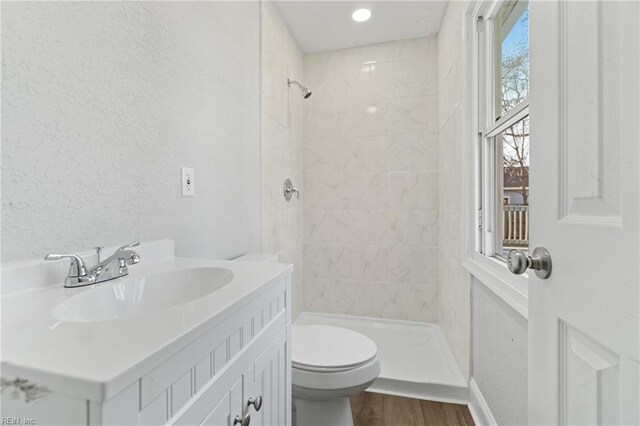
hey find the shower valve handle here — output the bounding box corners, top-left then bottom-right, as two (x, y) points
(283, 178), (299, 201)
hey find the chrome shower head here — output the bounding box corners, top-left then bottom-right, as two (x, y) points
(287, 78), (312, 99)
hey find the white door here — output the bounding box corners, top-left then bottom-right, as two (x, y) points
(529, 1), (639, 424)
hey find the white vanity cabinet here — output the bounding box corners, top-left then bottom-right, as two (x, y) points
(199, 328), (288, 426)
(0, 248), (292, 426)
(100, 275), (291, 426)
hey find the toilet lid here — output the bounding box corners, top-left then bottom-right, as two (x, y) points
(292, 325), (378, 371)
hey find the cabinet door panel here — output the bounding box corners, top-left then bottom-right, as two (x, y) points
(229, 377), (244, 425)
(254, 328), (288, 426)
(201, 393), (230, 426)
(243, 363), (260, 426)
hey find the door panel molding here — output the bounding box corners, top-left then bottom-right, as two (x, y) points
(559, 1), (623, 225)
(559, 322), (620, 425)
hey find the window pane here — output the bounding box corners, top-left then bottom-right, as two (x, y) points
(495, 1), (529, 119)
(497, 115), (529, 257)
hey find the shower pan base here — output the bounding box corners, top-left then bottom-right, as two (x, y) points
(295, 312), (468, 404)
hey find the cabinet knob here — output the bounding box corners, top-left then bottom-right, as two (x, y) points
(233, 413), (250, 426)
(247, 396), (263, 411)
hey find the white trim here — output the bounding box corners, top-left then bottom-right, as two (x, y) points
(465, 5), (484, 256)
(462, 1), (479, 258)
(463, 253), (528, 319)
(464, 0), (531, 319)
(485, 102), (530, 138)
(468, 378), (498, 426)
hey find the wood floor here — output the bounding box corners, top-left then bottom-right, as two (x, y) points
(350, 392), (475, 426)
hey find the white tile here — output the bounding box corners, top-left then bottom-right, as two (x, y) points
(369, 133), (439, 173)
(304, 102), (349, 139)
(387, 96), (438, 136)
(339, 138), (372, 174)
(304, 173), (388, 209)
(303, 277), (371, 316)
(407, 210), (439, 247)
(389, 172), (438, 209)
(301, 36), (442, 324)
(346, 246), (389, 281)
(262, 210), (287, 254)
(304, 243), (389, 281)
(304, 138), (342, 174)
(262, 113), (288, 169)
(349, 100), (392, 137)
(368, 59), (435, 100)
(370, 210), (407, 247)
(389, 246), (438, 284)
(337, 174), (389, 209)
(370, 282), (438, 322)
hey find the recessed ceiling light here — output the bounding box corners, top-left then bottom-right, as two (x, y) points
(352, 8), (371, 23)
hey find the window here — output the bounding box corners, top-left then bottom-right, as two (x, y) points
(495, 1), (529, 119)
(498, 115), (529, 257)
(477, 0), (530, 260)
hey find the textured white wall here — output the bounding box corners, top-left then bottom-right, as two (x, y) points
(472, 279), (528, 425)
(2, 2), (261, 262)
(437, 0), (472, 379)
(302, 38), (440, 321)
(261, 2), (305, 318)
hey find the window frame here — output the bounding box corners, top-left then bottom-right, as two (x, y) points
(461, 0), (531, 319)
(477, 0), (530, 259)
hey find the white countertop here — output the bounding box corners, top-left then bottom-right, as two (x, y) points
(1, 253), (291, 402)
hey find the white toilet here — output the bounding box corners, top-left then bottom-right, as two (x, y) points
(292, 325), (381, 426)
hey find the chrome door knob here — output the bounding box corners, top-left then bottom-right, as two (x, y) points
(507, 247), (552, 279)
(233, 413), (250, 426)
(247, 396), (262, 411)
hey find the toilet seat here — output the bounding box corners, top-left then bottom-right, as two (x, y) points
(293, 355), (380, 393)
(292, 325), (378, 372)
(292, 325), (381, 393)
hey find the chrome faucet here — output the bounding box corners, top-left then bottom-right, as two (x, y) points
(45, 241), (140, 288)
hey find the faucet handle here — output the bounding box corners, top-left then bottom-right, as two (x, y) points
(44, 253), (88, 278)
(126, 252), (141, 265)
(117, 241), (140, 252)
(115, 241), (141, 266)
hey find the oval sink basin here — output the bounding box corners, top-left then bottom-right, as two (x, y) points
(52, 267), (234, 323)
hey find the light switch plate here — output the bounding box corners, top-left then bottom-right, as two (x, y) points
(182, 167), (194, 196)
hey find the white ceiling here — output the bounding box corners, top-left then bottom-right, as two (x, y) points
(273, 1), (448, 53)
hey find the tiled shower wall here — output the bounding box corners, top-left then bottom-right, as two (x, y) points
(261, 2), (304, 317)
(437, 0), (471, 378)
(302, 38), (440, 321)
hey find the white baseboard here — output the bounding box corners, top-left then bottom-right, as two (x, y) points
(468, 378), (497, 426)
